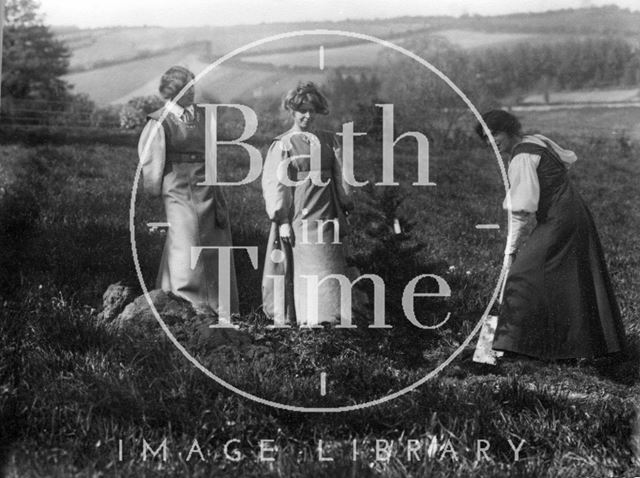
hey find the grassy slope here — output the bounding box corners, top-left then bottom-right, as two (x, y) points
(0, 128), (638, 476)
(61, 24), (561, 106)
(64, 49), (202, 105)
(60, 22), (435, 71)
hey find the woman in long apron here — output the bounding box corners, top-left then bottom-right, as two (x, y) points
(138, 66), (239, 317)
(475, 110), (625, 360)
(261, 82), (353, 326)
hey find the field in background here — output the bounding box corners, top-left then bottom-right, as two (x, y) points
(59, 21), (435, 71)
(516, 106), (640, 141)
(65, 49), (203, 105)
(60, 23), (574, 106)
(432, 29), (534, 49)
(522, 88), (640, 105)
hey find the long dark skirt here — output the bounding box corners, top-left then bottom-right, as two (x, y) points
(493, 184), (626, 360)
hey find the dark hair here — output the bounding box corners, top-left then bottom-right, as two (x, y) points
(474, 109), (522, 140)
(282, 82), (329, 115)
(159, 66), (195, 100)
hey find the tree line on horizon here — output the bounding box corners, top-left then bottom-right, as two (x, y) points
(1, 1), (639, 134)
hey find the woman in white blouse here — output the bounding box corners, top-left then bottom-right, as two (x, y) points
(138, 66), (238, 316)
(261, 82), (353, 326)
(476, 110), (625, 361)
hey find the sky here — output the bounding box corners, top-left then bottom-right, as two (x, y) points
(39, 0), (640, 28)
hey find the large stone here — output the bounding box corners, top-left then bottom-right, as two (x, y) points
(97, 281), (137, 323)
(112, 290), (194, 336)
(111, 289), (253, 355)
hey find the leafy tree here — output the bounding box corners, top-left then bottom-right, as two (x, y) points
(472, 37), (638, 99)
(379, 38), (496, 147)
(325, 69), (382, 135)
(1, 0), (71, 105)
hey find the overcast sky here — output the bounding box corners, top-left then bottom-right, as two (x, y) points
(39, 0), (639, 28)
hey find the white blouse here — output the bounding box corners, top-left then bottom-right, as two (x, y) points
(503, 153), (540, 255)
(501, 134), (577, 256)
(503, 153), (541, 214)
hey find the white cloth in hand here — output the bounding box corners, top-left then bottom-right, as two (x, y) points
(279, 223), (293, 245)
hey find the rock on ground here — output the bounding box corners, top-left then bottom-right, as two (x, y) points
(110, 289), (257, 358)
(97, 281), (137, 323)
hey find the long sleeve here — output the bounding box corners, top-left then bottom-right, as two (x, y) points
(330, 134), (354, 213)
(262, 140), (293, 224)
(503, 153), (540, 213)
(137, 119), (166, 197)
(505, 211), (531, 255)
(503, 153), (540, 255)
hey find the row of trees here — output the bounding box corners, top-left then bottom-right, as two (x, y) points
(457, 6), (640, 36)
(473, 37), (640, 98)
(290, 35), (640, 146)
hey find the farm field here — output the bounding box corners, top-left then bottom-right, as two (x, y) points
(61, 24), (563, 106)
(522, 88), (640, 104)
(60, 26), (210, 71)
(516, 106), (640, 141)
(112, 64), (330, 106)
(433, 29), (535, 49)
(64, 48), (203, 105)
(242, 40), (387, 68)
(60, 16), (640, 110)
(59, 21), (435, 71)
(0, 121), (638, 475)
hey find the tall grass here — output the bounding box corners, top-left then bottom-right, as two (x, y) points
(0, 133), (638, 477)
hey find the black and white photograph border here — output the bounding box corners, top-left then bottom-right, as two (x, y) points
(1, 0), (639, 476)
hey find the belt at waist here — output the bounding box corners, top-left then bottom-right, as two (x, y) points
(167, 152), (205, 163)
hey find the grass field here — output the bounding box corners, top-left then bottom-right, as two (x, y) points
(0, 122), (638, 476)
(59, 22), (435, 71)
(242, 41), (387, 68)
(60, 26), (210, 70)
(516, 106), (640, 141)
(64, 48), (204, 105)
(522, 88), (640, 105)
(432, 29), (535, 50)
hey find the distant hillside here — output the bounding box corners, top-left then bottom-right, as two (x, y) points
(58, 6), (640, 72)
(454, 5), (640, 35)
(58, 6), (640, 106)
(59, 21), (436, 72)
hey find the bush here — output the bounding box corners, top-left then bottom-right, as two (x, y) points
(90, 105), (121, 128)
(119, 95), (164, 130)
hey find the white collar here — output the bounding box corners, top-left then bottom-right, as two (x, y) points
(164, 102), (194, 118)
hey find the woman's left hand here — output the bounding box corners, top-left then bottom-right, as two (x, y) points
(279, 223), (295, 247)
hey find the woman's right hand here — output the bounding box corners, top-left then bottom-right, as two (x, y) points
(279, 223), (294, 247)
(503, 253), (515, 271)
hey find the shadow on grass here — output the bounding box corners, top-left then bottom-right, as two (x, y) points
(593, 335), (640, 385)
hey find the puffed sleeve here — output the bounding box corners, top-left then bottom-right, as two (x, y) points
(502, 153), (540, 255)
(330, 133), (354, 213)
(502, 153), (540, 213)
(262, 139), (293, 224)
(137, 119), (166, 197)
